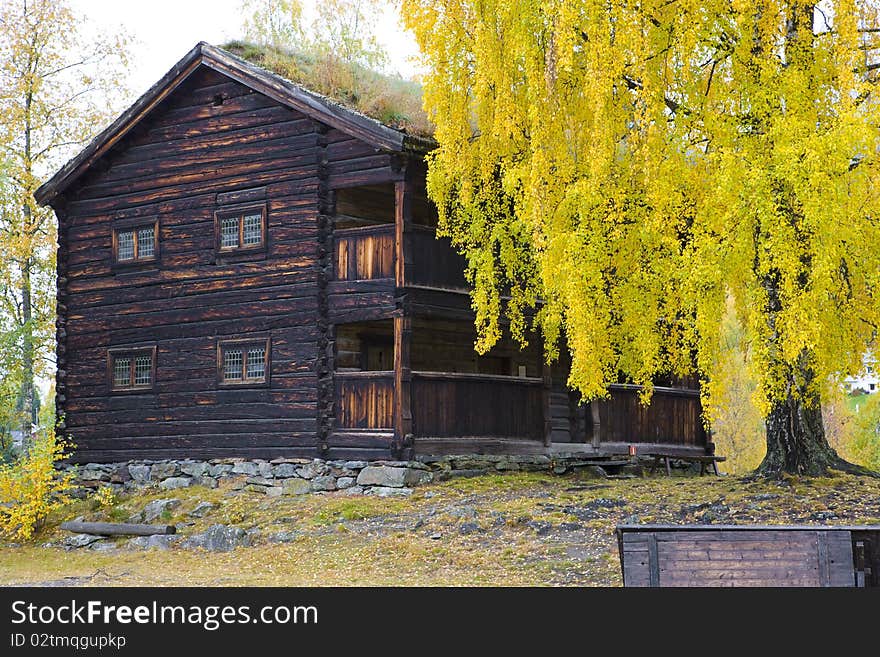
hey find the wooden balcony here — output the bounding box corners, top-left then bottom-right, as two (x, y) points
(335, 370), (394, 430)
(333, 369), (544, 445)
(334, 225), (395, 282)
(411, 371), (543, 440)
(581, 384), (708, 456)
(599, 384), (705, 445)
(408, 226), (467, 290)
(332, 367), (709, 458)
(332, 224), (467, 290)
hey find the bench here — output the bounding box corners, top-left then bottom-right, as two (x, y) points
(624, 445), (726, 476)
(646, 453), (726, 476)
(616, 524), (880, 587)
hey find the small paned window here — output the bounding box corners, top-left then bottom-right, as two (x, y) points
(109, 347), (156, 391)
(218, 339), (270, 385)
(113, 222), (158, 264)
(221, 216), (239, 249)
(215, 205), (266, 253)
(243, 213), (262, 245)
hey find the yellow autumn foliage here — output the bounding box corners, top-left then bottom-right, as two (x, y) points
(825, 391), (880, 471)
(708, 298), (766, 474)
(401, 0), (880, 427)
(0, 429), (74, 541)
(91, 485), (116, 510)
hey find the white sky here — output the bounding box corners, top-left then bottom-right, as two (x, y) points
(67, 0), (422, 104)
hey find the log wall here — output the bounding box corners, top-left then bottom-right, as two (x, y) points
(56, 68), (401, 462)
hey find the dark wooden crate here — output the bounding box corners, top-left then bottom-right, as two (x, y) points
(617, 524), (880, 587)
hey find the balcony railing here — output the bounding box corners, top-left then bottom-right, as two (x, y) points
(334, 369), (544, 441)
(335, 371), (394, 429)
(334, 225), (395, 281)
(333, 224), (468, 290)
(409, 226), (468, 290)
(411, 371), (544, 441)
(595, 384), (706, 447)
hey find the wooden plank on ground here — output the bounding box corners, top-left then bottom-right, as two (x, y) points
(60, 521), (176, 536)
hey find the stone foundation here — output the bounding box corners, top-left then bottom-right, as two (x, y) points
(63, 454), (618, 498)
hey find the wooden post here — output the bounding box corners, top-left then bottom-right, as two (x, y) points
(394, 316), (413, 458)
(590, 401), (602, 449)
(395, 176), (413, 288)
(542, 362), (553, 447)
(393, 174), (413, 458)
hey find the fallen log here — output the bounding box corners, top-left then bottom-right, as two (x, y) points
(60, 521), (176, 536)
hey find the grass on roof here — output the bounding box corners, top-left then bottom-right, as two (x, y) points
(220, 40), (433, 138)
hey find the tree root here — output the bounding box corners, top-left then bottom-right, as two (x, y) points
(827, 456), (880, 478)
(751, 454), (879, 479)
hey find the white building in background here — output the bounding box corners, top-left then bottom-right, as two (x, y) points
(844, 352), (880, 394)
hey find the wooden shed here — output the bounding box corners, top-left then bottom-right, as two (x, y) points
(36, 42), (710, 463)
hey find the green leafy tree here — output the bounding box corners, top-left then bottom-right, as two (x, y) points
(403, 0), (880, 476)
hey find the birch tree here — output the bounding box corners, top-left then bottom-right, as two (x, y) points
(0, 0), (129, 438)
(402, 0), (880, 475)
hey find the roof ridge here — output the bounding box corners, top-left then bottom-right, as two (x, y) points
(35, 41), (434, 206)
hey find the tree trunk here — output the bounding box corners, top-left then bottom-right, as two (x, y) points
(19, 255), (36, 439)
(756, 348), (872, 477)
(19, 72), (37, 444)
(756, 266), (873, 478)
(758, 361), (836, 476)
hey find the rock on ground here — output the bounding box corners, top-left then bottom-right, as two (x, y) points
(282, 479), (311, 496)
(366, 486), (414, 497)
(63, 534), (104, 549)
(159, 477), (191, 490)
(127, 535), (181, 551)
(188, 501), (216, 518)
(181, 525), (250, 552)
(266, 530), (301, 543)
(357, 466), (430, 488)
(131, 498), (180, 523)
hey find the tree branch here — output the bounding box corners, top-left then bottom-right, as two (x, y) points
(622, 74), (683, 113)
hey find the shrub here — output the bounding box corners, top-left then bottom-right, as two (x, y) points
(0, 428), (74, 541)
(91, 485), (117, 511)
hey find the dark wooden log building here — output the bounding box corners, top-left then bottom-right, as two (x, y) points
(36, 43), (710, 463)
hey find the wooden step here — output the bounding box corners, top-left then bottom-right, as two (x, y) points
(329, 429), (393, 449)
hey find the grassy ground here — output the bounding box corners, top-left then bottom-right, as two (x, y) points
(2, 469), (879, 586)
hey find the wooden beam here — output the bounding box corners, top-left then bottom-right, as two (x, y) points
(590, 401), (602, 449)
(393, 315), (413, 458)
(60, 521), (176, 536)
(316, 122), (333, 456)
(542, 362), (553, 447)
(394, 176), (414, 289)
(53, 200), (69, 438)
(647, 534), (660, 587)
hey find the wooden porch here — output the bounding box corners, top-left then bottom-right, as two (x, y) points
(323, 166), (710, 461)
(330, 365), (709, 459)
